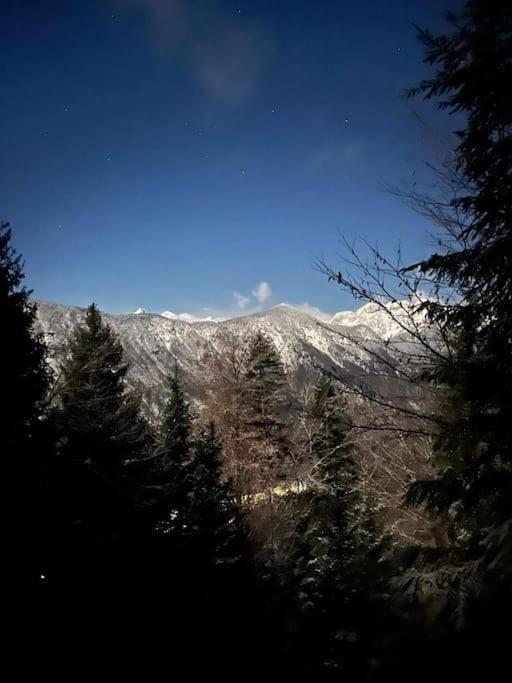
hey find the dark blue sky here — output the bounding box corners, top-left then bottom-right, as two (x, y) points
(1, 0), (459, 316)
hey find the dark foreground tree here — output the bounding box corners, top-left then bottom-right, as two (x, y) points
(403, 0), (512, 602)
(57, 303), (149, 537)
(317, 1), (512, 676)
(243, 332), (291, 554)
(23, 302), (159, 632)
(186, 421), (246, 563)
(155, 364), (194, 531)
(397, 5), (512, 671)
(152, 370), (291, 677)
(3, 221), (54, 596)
(156, 369), (246, 562)
(1, 221), (49, 454)
(283, 377), (388, 677)
(245, 331), (289, 445)
(244, 332), (290, 486)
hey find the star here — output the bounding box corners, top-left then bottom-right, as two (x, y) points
(241, 169), (247, 175)
(344, 118), (350, 126)
(58, 224), (63, 229)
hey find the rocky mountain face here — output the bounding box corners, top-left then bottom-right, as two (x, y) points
(36, 300), (416, 413)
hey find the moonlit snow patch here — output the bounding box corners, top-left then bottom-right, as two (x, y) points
(161, 310), (219, 323)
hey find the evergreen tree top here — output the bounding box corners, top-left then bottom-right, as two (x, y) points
(64, 303), (128, 388)
(246, 332), (286, 384)
(192, 422), (225, 493)
(60, 301), (145, 457)
(1, 221), (27, 295)
(160, 364), (193, 462)
(1, 221), (49, 446)
(186, 420), (245, 560)
(409, 1), (512, 305)
(309, 377), (355, 492)
(85, 302), (103, 336)
(403, 1), (512, 576)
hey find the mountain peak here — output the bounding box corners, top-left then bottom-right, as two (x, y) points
(267, 303), (331, 322)
(35, 296), (428, 415)
(160, 310), (218, 323)
(331, 298), (426, 339)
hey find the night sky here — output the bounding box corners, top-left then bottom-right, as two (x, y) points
(1, 0), (459, 317)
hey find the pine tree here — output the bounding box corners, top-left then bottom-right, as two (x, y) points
(387, 6), (512, 669)
(157, 370), (244, 559)
(287, 377), (383, 674)
(1, 221), (49, 455)
(291, 379), (378, 609)
(308, 377), (353, 463)
(245, 332), (288, 438)
(3, 221), (53, 592)
(244, 332), (289, 477)
(156, 365), (194, 533)
(58, 303), (148, 536)
(404, 1), (512, 580)
(409, 0), (511, 309)
(186, 422), (245, 564)
(202, 331), (252, 501)
(160, 365), (193, 465)
(240, 332), (290, 556)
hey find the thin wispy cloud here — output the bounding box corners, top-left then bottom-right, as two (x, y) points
(117, 0), (272, 106)
(233, 292), (251, 310)
(120, 0), (187, 51)
(304, 140), (365, 177)
(252, 281), (272, 303)
(194, 26), (270, 105)
(158, 280), (275, 321)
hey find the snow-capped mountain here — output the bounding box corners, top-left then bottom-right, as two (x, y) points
(160, 310), (219, 323)
(36, 299), (417, 411)
(331, 299), (427, 341)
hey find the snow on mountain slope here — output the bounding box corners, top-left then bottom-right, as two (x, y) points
(36, 299), (409, 410)
(161, 310), (219, 323)
(219, 304), (384, 375)
(331, 299), (427, 340)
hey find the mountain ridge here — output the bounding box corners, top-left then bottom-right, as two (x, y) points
(35, 298), (416, 412)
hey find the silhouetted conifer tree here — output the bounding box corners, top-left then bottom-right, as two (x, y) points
(287, 378), (383, 675)
(186, 421), (245, 563)
(246, 332), (287, 433)
(156, 364), (194, 533)
(405, 0), (512, 591)
(393, 2), (512, 674)
(245, 331), (289, 471)
(1, 221), (49, 455)
(57, 303), (148, 539)
(3, 221), (53, 593)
